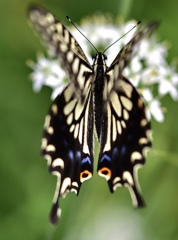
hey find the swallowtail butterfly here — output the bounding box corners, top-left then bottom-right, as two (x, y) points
(29, 6), (156, 224)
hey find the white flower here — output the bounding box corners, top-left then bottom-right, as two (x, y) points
(142, 88), (164, 122)
(149, 99), (164, 122)
(157, 67), (178, 100)
(71, 20), (137, 65)
(28, 15), (178, 122)
(27, 53), (66, 99)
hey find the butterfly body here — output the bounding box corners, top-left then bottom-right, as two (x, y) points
(93, 53), (107, 139)
(29, 6), (157, 224)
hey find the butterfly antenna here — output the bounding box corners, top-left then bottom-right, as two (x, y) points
(103, 21), (141, 53)
(66, 16), (99, 53)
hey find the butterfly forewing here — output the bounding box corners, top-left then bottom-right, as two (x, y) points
(29, 6), (93, 102)
(29, 6), (90, 62)
(108, 22), (158, 73)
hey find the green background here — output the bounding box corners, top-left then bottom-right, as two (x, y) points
(0, 0), (178, 239)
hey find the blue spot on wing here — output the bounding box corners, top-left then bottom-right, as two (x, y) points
(76, 151), (81, 160)
(68, 150), (74, 160)
(121, 145), (127, 155)
(81, 156), (92, 165)
(112, 147), (119, 157)
(100, 154), (111, 163)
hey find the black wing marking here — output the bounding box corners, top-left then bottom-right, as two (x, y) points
(29, 6), (93, 102)
(41, 84), (94, 224)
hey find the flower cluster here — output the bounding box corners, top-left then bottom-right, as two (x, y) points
(27, 16), (178, 122)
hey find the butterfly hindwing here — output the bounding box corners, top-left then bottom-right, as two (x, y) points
(98, 75), (151, 207)
(41, 84), (94, 223)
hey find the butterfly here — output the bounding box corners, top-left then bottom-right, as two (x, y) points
(29, 6), (157, 224)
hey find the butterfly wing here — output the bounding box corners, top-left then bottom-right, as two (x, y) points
(97, 23), (155, 207)
(98, 76), (151, 207)
(29, 6), (94, 223)
(29, 6), (93, 101)
(108, 22), (158, 73)
(41, 84), (94, 224)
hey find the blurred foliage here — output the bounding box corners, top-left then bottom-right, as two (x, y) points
(0, 0), (178, 239)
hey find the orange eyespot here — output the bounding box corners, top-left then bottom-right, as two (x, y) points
(98, 167), (111, 181)
(80, 170), (92, 183)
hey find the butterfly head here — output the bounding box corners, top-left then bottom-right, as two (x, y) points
(92, 52), (108, 70)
